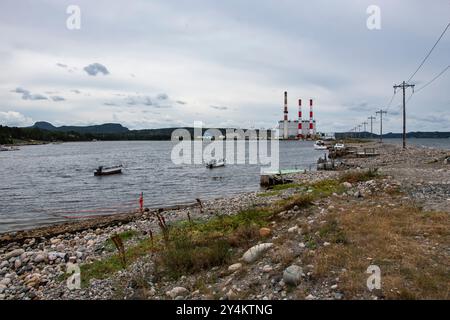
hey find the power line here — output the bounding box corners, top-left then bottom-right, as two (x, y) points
(407, 22), (450, 83)
(416, 65), (450, 93)
(406, 65), (449, 103)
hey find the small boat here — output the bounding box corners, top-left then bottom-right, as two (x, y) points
(333, 143), (345, 150)
(0, 146), (19, 152)
(206, 158), (226, 169)
(94, 165), (123, 176)
(313, 140), (328, 150)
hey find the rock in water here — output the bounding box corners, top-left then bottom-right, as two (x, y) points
(166, 287), (189, 299)
(242, 243), (273, 263)
(283, 265), (303, 286)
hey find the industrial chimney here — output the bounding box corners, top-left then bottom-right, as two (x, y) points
(283, 91), (288, 139)
(309, 99), (314, 137)
(298, 99), (302, 139)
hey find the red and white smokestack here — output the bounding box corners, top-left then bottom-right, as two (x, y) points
(309, 99), (314, 135)
(298, 99), (302, 138)
(283, 91), (288, 139)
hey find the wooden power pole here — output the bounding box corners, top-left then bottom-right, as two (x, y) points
(368, 116), (376, 139)
(393, 81), (415, 149)
(375, 110), (387, 143)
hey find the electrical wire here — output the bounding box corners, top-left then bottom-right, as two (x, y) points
(406, 65), (449, 103)
(407, 22), (450, 83)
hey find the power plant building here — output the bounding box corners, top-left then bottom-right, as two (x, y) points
(278, 120), (316, 139)
(278, 91), (317, 139)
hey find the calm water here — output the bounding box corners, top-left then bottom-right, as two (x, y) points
(0, 140), (324, 233)
(2, 139), (449, 233)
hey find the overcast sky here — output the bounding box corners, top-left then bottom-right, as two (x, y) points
(0, 0), (449, 132)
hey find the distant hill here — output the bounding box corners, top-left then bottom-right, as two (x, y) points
(31, 121), (129, 134)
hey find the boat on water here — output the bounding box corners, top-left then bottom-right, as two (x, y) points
(313, 140), (328, 150)
(206, 158), (226, 169)
(94, 165), (123, 176)
(0, 145), (20, 152)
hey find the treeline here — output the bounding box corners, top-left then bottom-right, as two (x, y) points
(1, 125), (226, 144)
(0, 125), (179, 144)
(0, 125), (91, 144)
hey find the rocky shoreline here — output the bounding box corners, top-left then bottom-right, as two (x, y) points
(1, 142), (449, 300)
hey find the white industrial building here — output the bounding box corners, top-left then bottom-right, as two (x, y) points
(278, 120), (316, 139)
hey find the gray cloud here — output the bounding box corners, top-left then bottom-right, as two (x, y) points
(83, 63), (110, 76)
(51, 96), (65, 102)
(56, 63), (67, 68)
(104, 102), (118, 106)
(157, 93), (169, 100)
(71, 89), (81, 94)
(143, 97), (153, 106)
(176, 100), (187, 105)
(12, 87), (47, 100)
(210, 105), (228, 110)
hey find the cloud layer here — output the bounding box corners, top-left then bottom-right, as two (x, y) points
(0, 1), (449, 131)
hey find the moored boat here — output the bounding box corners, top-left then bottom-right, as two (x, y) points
(206, 159), (226, 169)
(313, 140), (328, 150)
(94, 165), (123, 176)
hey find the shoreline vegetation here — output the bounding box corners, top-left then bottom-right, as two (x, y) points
(0, 142), (449, 300)
(2, 123), (450, 146)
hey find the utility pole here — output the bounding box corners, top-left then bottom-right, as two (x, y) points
(393, 81), (415, 149)
(368, 116), (376, 139)
(362, 122), (368, 135)
(375, 110), (387, 143)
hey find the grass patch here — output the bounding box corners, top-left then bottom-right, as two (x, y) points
(270, 183), (302, 191)
(77, 208), (274, 285)
(257, 191), (280, 197)
(80, 237), (155, 287)
(339, 169), (378, 184)
(308, 200), (450, 299)
(158, 233), (231, 279)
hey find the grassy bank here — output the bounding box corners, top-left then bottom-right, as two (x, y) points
(77, 172), (365, 287)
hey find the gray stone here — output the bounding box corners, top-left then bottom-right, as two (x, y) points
(34, 254), (46, 264)
(242, 243), (273, 263)
(283, 265), (303, 286)
(342, 182), (352, 189)
(288, 226), (299, 233)
(14, 259), (22, 269)
(0, 261), (9, 269)
(166, 287), (189, 299)
(4, 249), (25, 260)
(228, 263), (242, 272)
